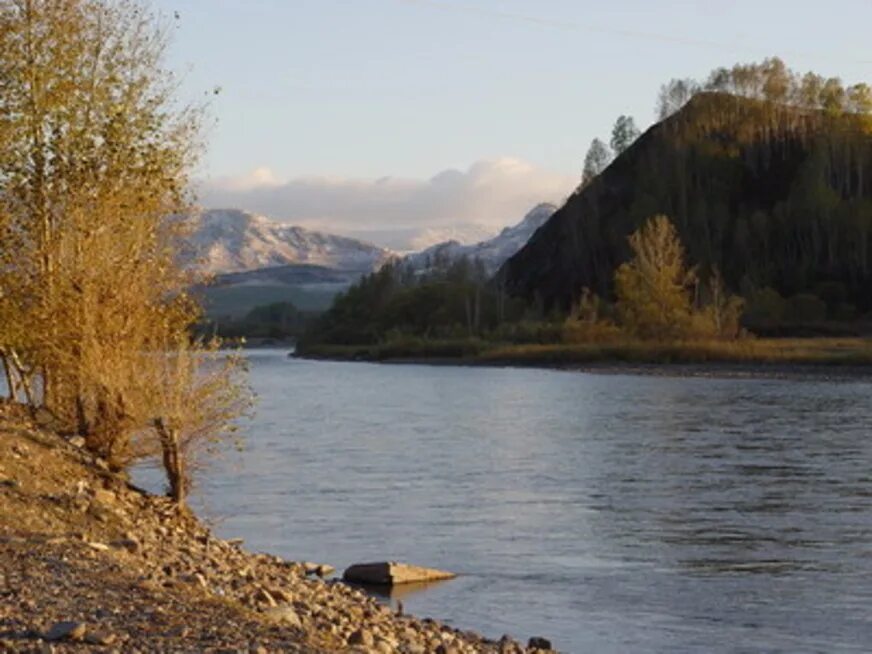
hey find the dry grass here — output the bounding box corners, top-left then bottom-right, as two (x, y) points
(299, 337), (872, 369)
(477, 337), (872, 367)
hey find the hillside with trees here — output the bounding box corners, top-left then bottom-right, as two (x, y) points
(500, 58), (872, 327)
(299, 57), (872, 364)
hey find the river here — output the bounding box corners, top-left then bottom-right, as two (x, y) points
(176, 350), (872, 652)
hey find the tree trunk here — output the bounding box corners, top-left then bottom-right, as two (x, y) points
(1, 351), (16, 401)
(154, 417), (186, 506)
(8, 350), (35, 407)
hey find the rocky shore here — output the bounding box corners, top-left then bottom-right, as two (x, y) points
(0, 403), (555, 653)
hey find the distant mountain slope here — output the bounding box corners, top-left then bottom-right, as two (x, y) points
(185, 209), (393, 275)
(499, 92), (872, 312)
(201, 264), (366, 318)
(407, 224), (497, 251)
(403, 203), (556, 274)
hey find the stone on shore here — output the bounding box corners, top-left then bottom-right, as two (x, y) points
(263, 605), (302, 628)
(528, 636), (553, 650)
(343, 562), (456, 586)
(347, 628), (374, 647)
(303, 562), (335, 577)
(44, 621), (87, 642)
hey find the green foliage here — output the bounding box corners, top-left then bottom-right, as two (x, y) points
(784, 293), (827, 323)
(298, 258), (531, 351)
(744, 287), (787, 326)
(212, 302), (309, 340)
(502, 57), (872, 318)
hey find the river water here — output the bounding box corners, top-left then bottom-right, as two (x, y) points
(181, 350), (872, 652)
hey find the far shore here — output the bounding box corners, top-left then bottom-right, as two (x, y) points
(293, 338), (872, 381)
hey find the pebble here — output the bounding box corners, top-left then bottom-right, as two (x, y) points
(348, 628), (374, 647)
(44, 620), (87, 642)
(85, 629), (118, 645)
(263, 605), (302, 628)
(92, 488), (117, 505)
(110, 538), (140, 553)
(528, 636), (553, 650)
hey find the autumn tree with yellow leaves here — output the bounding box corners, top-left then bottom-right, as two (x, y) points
(0, 0), (249, 506)
(614, 215), (744, 341)
(614, 215), (697, 340)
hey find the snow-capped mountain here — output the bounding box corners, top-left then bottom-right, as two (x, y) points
(403, 203), (557, 275)
(185, 209), (393, 275)
(407, 224), (497, 252)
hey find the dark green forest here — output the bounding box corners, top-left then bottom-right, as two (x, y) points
(501, 59), (872, 318)
(299, 258), (559, 350)
(207, 302), (309, 341)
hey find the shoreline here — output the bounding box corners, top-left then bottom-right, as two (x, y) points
(0, 403), (555, 653)
(294, 347), (872, 382)
(321, 357), (872, 381)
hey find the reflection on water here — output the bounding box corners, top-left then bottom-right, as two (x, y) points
(346, 579), (456, 602)
(179, 351), (872, 653)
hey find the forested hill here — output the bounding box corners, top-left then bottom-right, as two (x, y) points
(499, 88), (872, 314)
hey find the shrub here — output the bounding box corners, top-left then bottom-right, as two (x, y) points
(784, 293), (828, 323)
(743, 287), (787, 326)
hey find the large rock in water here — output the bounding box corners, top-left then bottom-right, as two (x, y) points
(343, 562), (456, 586)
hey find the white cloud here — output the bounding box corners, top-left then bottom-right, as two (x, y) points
(210, 166), (282, 191)
(196, 157), (575, 250)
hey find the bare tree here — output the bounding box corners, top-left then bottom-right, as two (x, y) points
(581, 138), (612, 186)
(610, 115), (641, 155)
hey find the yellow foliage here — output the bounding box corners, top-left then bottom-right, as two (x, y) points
(0, 0), (249, 503)
(688, 268), (746, 339)
(614, 215), (697, 340)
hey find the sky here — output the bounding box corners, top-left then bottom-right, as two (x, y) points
(156, 0), (872, 248)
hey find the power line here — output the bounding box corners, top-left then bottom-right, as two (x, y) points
(395, 0), (872, 67)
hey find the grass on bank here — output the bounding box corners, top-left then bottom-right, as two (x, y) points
(298, 336), (872, 368)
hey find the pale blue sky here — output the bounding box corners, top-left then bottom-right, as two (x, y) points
(156, 0), (872, 245)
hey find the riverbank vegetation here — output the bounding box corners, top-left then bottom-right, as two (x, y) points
(298, 213), (872, 367)
(204, 301), (311, 343)
(299, 57), (872, 368)
(0, 0), (248, 506)
(300, 338), (872, 369)
(300, 214), (836, 362)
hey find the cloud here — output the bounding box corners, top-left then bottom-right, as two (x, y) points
(209, 166), (283, 191)
(196, 158), (576, 250)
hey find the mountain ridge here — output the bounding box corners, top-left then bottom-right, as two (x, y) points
(402, 203), (557, 275)
(184, 208), (394, 275)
